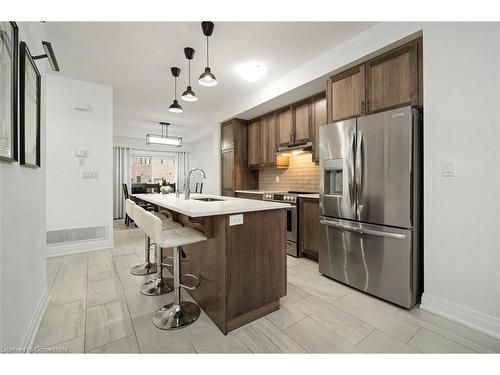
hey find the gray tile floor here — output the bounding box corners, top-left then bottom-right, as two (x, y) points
(34, 220), (500, 353)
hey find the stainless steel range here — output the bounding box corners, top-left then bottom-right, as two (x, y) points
(263, 192), (298, 257)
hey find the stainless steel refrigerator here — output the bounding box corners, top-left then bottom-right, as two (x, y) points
(319, 106), (422, 308)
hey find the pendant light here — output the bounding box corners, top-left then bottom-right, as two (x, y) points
(198, 21), (217, 87)
(181, 47), (198, 102)
(168, 67), (183, 113)
(146, 122), (183, 147)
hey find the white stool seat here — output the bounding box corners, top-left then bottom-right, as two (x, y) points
(158, 227), (207, 248)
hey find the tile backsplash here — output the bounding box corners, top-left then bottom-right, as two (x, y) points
(259, 153), (319, 192)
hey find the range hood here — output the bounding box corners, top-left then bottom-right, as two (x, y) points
(276, 141), (313, 155)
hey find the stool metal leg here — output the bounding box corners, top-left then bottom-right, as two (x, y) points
(130, 234), (157, 276)
(139, 244), (173, 296)
(153, 246), (200, 330)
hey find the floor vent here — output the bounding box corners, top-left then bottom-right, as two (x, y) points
(46, 225), (107, 245)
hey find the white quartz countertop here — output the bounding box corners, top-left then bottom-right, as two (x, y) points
(235, 190), (273, 195)
(298, 194), (319, 199)
(132, 193), (290, 218)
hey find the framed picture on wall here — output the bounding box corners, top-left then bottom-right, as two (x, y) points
(0, 22), (18, 162)
(19, 40), (41, 168)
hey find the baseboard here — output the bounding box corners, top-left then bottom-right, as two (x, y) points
(21, 287), (49, 348)
(421, 292), (500, 340)
(46, 237), (114, 258)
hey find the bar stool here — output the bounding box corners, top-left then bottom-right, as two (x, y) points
(134, 205), (183, 296)
(125, 199), (155, 275)
(127, 199), (182, 277)
(138, 209), (207, 330)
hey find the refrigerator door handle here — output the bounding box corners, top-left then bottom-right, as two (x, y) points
(320, 218), (407, 239)
(355, 130), (364, 206)
(348, 133), (356, 204)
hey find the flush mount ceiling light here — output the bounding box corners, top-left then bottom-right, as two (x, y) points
(146, 122), (183, 147)
(168, 67), (183, 113)
(32, 41), (60, 71)
(181, 47), (198, 102)
(198, 21), (217, 87)
(234, 61), (267, 82)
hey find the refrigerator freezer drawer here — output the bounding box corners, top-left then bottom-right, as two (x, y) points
(319, 217), (419, 308)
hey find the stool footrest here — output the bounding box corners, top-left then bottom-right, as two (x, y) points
(180, 273), (200, 290)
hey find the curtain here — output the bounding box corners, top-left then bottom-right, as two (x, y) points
(113, 147), (131, 219)
(176, 151), (189, 192)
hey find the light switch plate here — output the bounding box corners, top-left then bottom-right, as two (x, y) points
(229, 214), (244, 226)
(442, 162), (456, 177)
(81, 171), (98, 179)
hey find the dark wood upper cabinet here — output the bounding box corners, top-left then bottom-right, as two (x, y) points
(366, 39), (421, 113)
(260, 113), (278, 166)
(277, 107), (293, 146)
(293, 101), (311, 143)
(247, 120), (261, 169)
(220, 119), (258, 196)
(327, 65), (365, 123)
(220, 122), (234, 151)
(327, 38), (422, 122)
(312, 94), (327, 164)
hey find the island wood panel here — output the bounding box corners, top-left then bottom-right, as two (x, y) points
(158, 207), (286, 334)
(225, 208), (286, 331)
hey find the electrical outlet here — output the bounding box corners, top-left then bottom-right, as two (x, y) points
(275, 175), (280, 183)
(229, 214), (244, 226)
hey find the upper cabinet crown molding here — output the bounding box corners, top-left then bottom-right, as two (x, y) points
(327, 37), (422, 123)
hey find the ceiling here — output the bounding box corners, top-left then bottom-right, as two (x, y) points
(46, 22), (375, 140)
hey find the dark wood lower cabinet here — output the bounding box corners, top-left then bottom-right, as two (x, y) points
(299, 197), (320, 260)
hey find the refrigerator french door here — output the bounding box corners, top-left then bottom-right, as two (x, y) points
(319, 106), (421, 308)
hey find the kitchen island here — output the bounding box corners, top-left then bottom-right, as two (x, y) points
(132, 193), (289, 334)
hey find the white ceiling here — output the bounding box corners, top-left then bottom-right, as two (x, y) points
(46, 22), (375, 140)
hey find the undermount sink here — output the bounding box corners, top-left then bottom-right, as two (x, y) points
(192, 197), (225, 202)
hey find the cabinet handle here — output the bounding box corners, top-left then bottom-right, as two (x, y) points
(361, 101), (366, 114)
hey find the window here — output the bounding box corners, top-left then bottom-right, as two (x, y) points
(130, 153), (176, 184)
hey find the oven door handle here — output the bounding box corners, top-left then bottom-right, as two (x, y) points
(320, 218), (406, 239)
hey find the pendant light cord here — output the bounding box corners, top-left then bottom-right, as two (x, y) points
(206, 36), (209, 66)
(188, 60), (191, 86)
(174, 75), (177, 100)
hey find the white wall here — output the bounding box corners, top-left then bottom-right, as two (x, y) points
(421, 23), (500, 335)
(0, 22), (48, 348)
(188, 133), (219, 195)
(188, 22), (500, 338)
(46, 75), (114, 256)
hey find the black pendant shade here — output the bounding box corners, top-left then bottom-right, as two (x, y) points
(182, 47), (198, 102)
(169, 67), (183, 113)
(198, 21), (217, 87)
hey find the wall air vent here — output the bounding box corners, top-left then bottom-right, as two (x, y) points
(46, 225), (107, 245)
